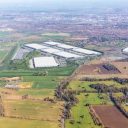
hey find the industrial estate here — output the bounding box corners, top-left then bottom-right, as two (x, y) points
(12, 42), (101, 68)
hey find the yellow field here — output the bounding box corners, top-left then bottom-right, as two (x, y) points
(0, 117), (59, 128)
(18, 82), (33, 89)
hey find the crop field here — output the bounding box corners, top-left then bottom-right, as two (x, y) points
(66, 93), (112, 128)
(3, 99), (63, 121)
(92, 105), (128, 128)
(0, 117), (59, 128)
(22, 76), (64, 89)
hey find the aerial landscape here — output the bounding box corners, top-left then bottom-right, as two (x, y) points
(0, 0), (127, 128)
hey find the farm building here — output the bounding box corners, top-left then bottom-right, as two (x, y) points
(30, 57), (59, 68)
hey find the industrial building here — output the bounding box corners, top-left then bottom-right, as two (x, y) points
(123, 47), (128, 54)
(24, 42), (101, 59)
(43, 41), (101, 55)
(24, 43), (83, 59)
(30, 57), (59, 68)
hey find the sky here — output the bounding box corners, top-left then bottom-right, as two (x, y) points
(0, 0), (127, 11)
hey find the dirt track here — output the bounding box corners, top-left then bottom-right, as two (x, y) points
(93, 105), (128, 128)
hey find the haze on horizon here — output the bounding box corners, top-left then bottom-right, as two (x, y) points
(0, 0), (128, 11)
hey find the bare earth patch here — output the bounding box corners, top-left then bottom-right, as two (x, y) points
(92, 105), (128, 128)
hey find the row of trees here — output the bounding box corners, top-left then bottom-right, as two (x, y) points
(110, 93), (128, 118)
(55, 77), (78, 121)
(80, 77), (128, 85)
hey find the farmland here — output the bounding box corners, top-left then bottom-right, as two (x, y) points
(0, 73), (65, 128)
(0, 51), (79, 128)
(92, 105), (128, 128)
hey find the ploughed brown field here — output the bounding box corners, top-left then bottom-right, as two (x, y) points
(111, 61), (128, 75)
(78, 63), (120, 75)
(92, 105), (128, 128)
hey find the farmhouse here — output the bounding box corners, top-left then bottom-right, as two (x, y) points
(30, 56), (59, 68)
(5, 84), (19, 89)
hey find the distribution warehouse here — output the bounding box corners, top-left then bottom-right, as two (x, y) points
(30, 57), (59, 68)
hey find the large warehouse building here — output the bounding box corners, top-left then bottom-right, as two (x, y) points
(43, 41), (101, 55)
(30, 57), (59, 68)
(24, 42), (101, 59)
(25, 43), (83, 59)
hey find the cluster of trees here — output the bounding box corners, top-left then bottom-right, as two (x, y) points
(113, 77), (128, 85)
(89, 83), (128, 95)
(103, 64), (120, 72)
(89, 84), (118, 93)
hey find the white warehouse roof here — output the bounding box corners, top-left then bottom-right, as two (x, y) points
(43, 41), (101, 55)
(44, 41), (59, 46)
(25, 43), (82, 59)
(123, 47), (128, 53)
(54, 51), (81, 58)
(25, 43), (48, 50)
(41, 48), (60, 54)
(33, 57), (59, 68)
(72, 48), (101, 55)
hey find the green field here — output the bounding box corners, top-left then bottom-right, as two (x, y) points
(68, 80), (125, 91)
(66, 93), (112, 128)
(0, 51), (8, 61)
(0, 64), (77, 77)
(22, 76), (63, 89)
